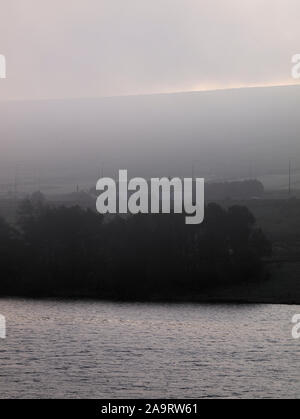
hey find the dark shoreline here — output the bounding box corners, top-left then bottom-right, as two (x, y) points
(1, 292), (299, 306)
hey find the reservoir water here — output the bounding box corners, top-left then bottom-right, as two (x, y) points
(0, 299), (299, 399)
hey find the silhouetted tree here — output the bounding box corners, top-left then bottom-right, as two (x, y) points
(17, 198), (105, 296)
(0, 216), (23, 292)
(0, 197), (271, 299)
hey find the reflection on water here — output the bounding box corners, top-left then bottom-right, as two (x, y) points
(0, 299), (299, 398)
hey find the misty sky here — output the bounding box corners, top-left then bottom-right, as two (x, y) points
(0, 0), (300, 101)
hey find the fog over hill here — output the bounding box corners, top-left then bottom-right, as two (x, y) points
(0, 85), (299, 191)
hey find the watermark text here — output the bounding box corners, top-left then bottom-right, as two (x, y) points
(0, 315), (6, 339)
(291, 314), (300, 339)
(292, 54), (300, 79)
(96, 170), (205, 225)
(0, 55), (6, 79)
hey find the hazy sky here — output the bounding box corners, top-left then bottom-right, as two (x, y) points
(0, 0), (299, 100)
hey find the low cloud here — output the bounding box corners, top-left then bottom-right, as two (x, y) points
(0, 0), (300, 100)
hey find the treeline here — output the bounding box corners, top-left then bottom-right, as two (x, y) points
(0, 193), (271, 300)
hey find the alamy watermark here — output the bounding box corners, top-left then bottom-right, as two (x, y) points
(292, 314), (300, 339)
(96, 170), (205, 225)
(292, 54), (300, 79)
(0, 54), (6, 79)
(0, 315), (6, 339)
